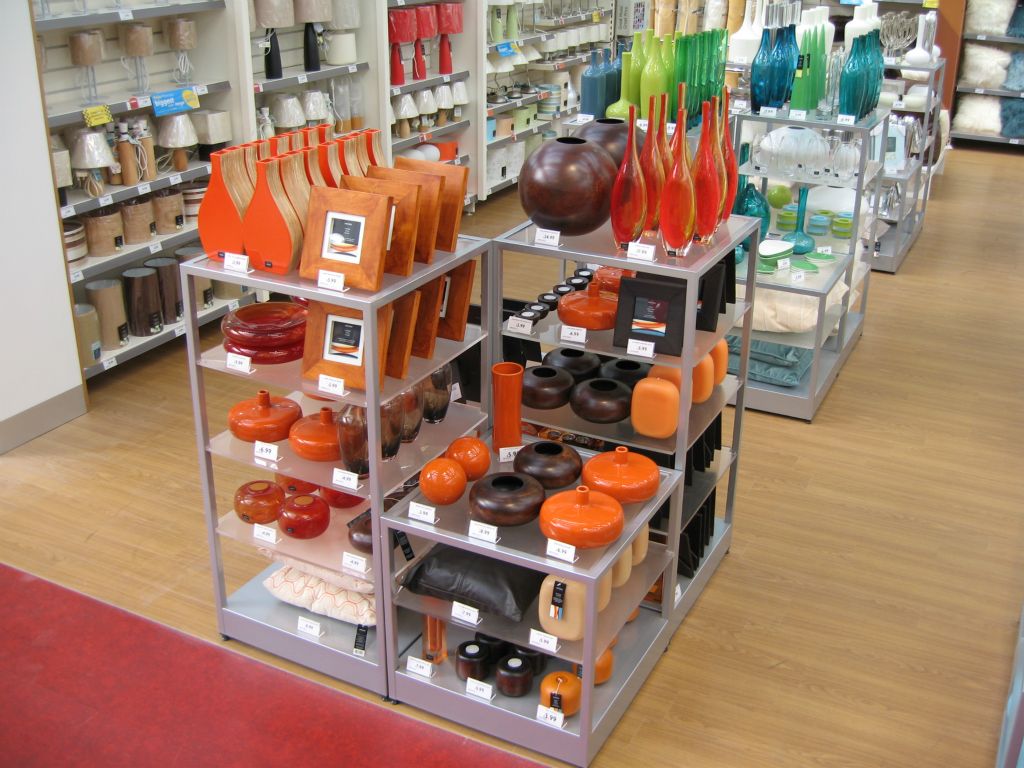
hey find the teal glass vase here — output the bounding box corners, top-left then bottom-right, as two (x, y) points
(782, 186), (815, 254)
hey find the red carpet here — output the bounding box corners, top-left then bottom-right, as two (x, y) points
(0, 564), (540, 768)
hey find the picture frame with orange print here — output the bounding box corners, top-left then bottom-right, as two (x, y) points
(612, 275), (686, 357)
(436, 260), (475, 342)
(339, 175), (420, 277)
(392, 156), (468, 253)
(302, 300), (394, 391)
(367, 165), (443, 265)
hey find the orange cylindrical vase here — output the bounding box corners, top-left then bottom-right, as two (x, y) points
(491, 362), (524, 454)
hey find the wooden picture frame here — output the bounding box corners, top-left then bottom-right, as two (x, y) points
(339, 176), (420, 277)
(410, 276), (445, 359)
(302, 301), (394, 391)
(436, 260), (476, 342)
(393, 157), (469, 253)
(612, 275), (687, 356)
(367, 165), (443, 264)
(385, 290), (421, 379)
(299, 187), (393, 291)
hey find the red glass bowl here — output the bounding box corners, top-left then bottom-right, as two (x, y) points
(221, 301), (307, 348)
(222, 338), (305, 364)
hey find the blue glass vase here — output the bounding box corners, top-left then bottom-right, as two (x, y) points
(606, 42), (624, 109)
(750, 27), (773, 113)
(782, 186), (815, 254)
(838, 35), (867, 119)
(733, 145), (770, 257)
(581, 50), (606, 118)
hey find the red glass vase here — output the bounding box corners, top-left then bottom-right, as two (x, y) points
(709, 95), (728, 227)
(609, 104), (647, 250)
(656, 93), (672, 183)
(638, 95), (665, 234)
(669, 83), (690, 171)
(720, 87), (739, 223)
(660, 99), (696, 256)
(693, 100), (722, 244)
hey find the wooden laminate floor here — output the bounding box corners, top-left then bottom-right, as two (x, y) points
(2, 146), (1022, 767)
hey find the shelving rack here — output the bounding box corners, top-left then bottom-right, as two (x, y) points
(180, 235), (492, 697)
(951, 28), (1024, 148)
(375, 216), (758, 766)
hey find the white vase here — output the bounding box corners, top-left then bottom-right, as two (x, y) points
(845, 5), (871, 54)
(728, 0), (761, 64)
(904, 15), (931, 66)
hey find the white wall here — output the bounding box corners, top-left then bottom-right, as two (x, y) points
(0, 1), (86, 442)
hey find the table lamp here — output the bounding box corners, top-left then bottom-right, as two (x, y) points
(436, 3), (464, 75)
(415, 87), (437, 132)
(254, 0), (295, 80)
(294, 0), (331, 72)
(157, 113), (198, 172)
(434, 84), (454, 126)
(71, 128), (116, 198)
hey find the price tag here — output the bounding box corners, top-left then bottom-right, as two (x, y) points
(118, 9), (133, 20)
(347, 64), (358, 74)
(333, 468), (360, 490)
(169, 174), (183, 185)
(225, 352), (252, 373)
(507, 316), (533, 334)
(297, 616), (323, 637)
(442, 74), (451, 83)
(453, 156), (462, 165)
(732, 99), (749, 113)
(451, 382), (461, 400)
(395, 0), (405, 4)
(70, 270), (84, 283)
(976, 35), (988, 41)
(60, 205), (75, 218)
(759, 106), (778, 117)
(228, 299), (240, 311)
(636, 119), (648, 132)
(342, 552), (368, 574)
(534, 227), (560, 247)
(791, 270), (806, 283)
(174, 325), (186, 337)
(137, 182), (152, 194)
(102, 357), (118, 370)
(884, 56), (898, 66)
(408, 501), (438, 524)
(777, 257), (791, 271)
(575, 113), (595, 124)
(98, 194), (114, 207)
(318, 374), (347, 395)
(353, 624), (368, 656)
(297, 74), (308, 84)
(838, 114), (856, 126)
(922, 0), (938, 9)
(195, 84), (208, 96)
(148, 242), (162, 254)
(135, 96), (153, 109)
(253, 523), (279, 544)
(317, 270), (347, 293)
(537, 705), (565, 728)
(222, 252), (250, 273)
(626, 339), (655, 358)
(627, 242), (656, 261)
(451, 601), (481, 625)
(893, 100), (906, 109)
(545, 539), (577, 563)
(675, 582), (683, 603)
(789, 109), (807, 120)
(466, 678), (494, 700)
(560, 325), (586, 344)
(529, 628), (560, 653)
(253, 440), (278, 461)
(498, 445), (522, 463)
(391, 87), (401, 97)
(818, 246), (832, 255)
(254, 82), (263, 93)
(1011, 138), (1022, 145)
(468, 520), (500, 544)
(406, 656), (434, 678)
(733, 56), (748, 65)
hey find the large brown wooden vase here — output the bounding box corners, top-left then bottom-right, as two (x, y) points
(573, 118), (646, 167)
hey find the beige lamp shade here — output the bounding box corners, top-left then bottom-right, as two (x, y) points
(434, 85), (454, 110)
(157, 114), (198, 149)
(415, 88), (437, 116)
(388, 98), (396, 126)
(301, 90), (330, 121)
(190, 109), (232, 144)
(254, 0), (294, 28)
(71, 129), (115, 169)
(451, 80), (469, 106)
(271, 94), (306, 128)
(329, 0), (360, 29)
(294, 0), (332, 23)
(396, 94), (419, 120)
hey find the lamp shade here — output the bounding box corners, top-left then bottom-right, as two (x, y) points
(157, 113), (198, 149)
(301, 90), (330, 120)
(415, 88), (437, 116)
(434, 84), (454, 110)
(396, 93), (420, 120)
(388, 98), (396, 126)
(294, 0), (332, 23)
(451, 80), (469, 106)
(254, 0), (294, 28)
(329, 0), (360, 30)
(270, 94), (306, 128)
(71, 129), (116, 169)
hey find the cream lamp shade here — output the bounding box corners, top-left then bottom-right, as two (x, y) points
(452, 80), (469, 106)
(270, 94), (307, 128)
(71, 129), (115, 169)
(157, 113), (198, 172)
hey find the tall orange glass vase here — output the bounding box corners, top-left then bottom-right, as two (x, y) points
(491, 362), (524, 454)
(638, 95), (665, 234)
(709, 95), (728, 226)
(720, 87), (739, 223)
(660, 92), (697, 256)
(610, 104), (647, 250)
(692, 100), (722, 244)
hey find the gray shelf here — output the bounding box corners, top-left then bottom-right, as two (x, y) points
(392, 119), (472, 152)
(61, 161), (212, 219)
(669, 518), (732, 631)
(486, 32), (555, 55)
(47, 81), (231, 129)
(735, 106), (889, 132)
(950, 131), (1023, 145)
(530, 52), (589, 71)
(737, 160), (883, 190)
(736, 252), (853, 298)
(442, 154), (471, 167)
(389, 70), (471, 97)
(964, 33), (1024, 45)
(34, 0), (224, 32)
(486, 89), (552, 117)
(69, 223), (200, 284)
(882, 156), (923, 183)
(684, 450), (736, 526)
(956, 84), (1024, 99)
(872, 213), (923, 273)
(486, 175), (520, 195)
(534, 8), (612, 27)
(255, 61), (369, 94)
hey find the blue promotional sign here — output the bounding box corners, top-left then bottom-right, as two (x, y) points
(151, 87), (201, 116)
(496, 42), (515, 57)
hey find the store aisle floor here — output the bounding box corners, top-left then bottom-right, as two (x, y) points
(1, 146), (1021, 767)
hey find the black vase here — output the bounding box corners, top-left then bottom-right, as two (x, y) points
(522, 366), (574, 409)
(468, 472), (545, 526)
(569, 378), (631, 423)
(542, 347), (600, 383)
(264, 29), (282, 80)
(599, 359), (652, 389)
(513, 441), (583, 489)
(302, 23), (320, 72)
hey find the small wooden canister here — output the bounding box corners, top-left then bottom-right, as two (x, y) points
(213, 280), (245, 300)
(180, 183), (207, 221)
(175, 245), (214, 308)
(83, 208), (124, 257)
(69, 30), (104, 67)
(85, 278), (129, 350)
(63, 220), (88, 262)
(121, 197), (156, 244)
(153, 188), (184, 234)
(143, 257), (182, 324)
(122, 267), (163, 336)
(73, 303), (102, 368)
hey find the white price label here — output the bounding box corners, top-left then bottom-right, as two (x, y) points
(406, 656), (434, 678)
(791, 270), (806, 283)
(893, 100), (906, 109)
(675, 582), (683, 603)
(102, 357), (118, 370)
(575, 113), (594, 124)
(228, 299), (240, 311)
(466, 678), (493, 700)
(169, 174), (183, 185)
(253, 440), (279, 461)
(498, 445), (522, 463)
(468, 520), (499, 544)
(560, 325), (587, 344)
(627, 242), (656, 261)
(974, 88), (985, 95)
(453, 156), (461, 165)
(225, 352), (252, 373)
(98, 195), (114, 207)
(317, 270), (346, 292)
(451, 382), (461, 400)
(818, 246), (832, 255)
(333, 468), (360, 490)
(451, 601), (481, 625)
(636, 119), (648, 132)
(174, 325), (186, 337)
(408, 501), (438, 524)
(837, 114), (856, 126)
(297, 74), (308, 84)
(507, 316), (533, 335)
(976, 35), (987, 41)
(253, 523), (279, 544)
(60, 205), (75, 218)
(732, 99), (749, 113)
(342, 552), (368, 573)
(884, 56), (898, 65)
(70, 270), (84, 283)
(733, 56), (748, 65)
(545, 538), (577, 563)
(148, 242), (162, 254)
(195, 84), (208, 96)
(347, 65), (358, 74)
(118, 9), (133, 20)
(254, 81), (264, 92)
(297, 616), (323, 637)
(777, 257), (791, 271)
(759, 106), (778, 118)
(534, 227), (561, 247)
(626, 339), (656, 358)
(537, 705), (565, 728)
(528, 628), (560, 653)
(1010, 138), (1022, 145)
(391, 87), (401, 97)
(136, 96), (152, 109)
(789, 109), (807, 120)
(442, 75), (451, 83)
(137, 183), (151, 194)
(223, 252), (250, 273)
(318, 374), (347, 395)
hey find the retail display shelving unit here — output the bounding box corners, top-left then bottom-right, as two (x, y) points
(376, 216), (758, 766)
(951, 30), (1024, 147)
(730, 107), (885, 419)
(180, 235), (492, 696)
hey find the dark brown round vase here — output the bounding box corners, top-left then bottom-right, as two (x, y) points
(513, 441), (583, 489)
(541, 347), (600, 383)
(468, 472), (546, 526)
(569, 378), (632, 423)
(518, 137), (617, 236)
(347, 513), (373, 553)
(522, 365), (574, 409)
(599, 359), (652, 389)
(574, 118), (646, 167)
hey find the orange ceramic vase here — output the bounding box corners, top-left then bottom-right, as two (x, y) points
(242, 159), (300, 275)
(276, 473), (318, 495)
(692, 355), (715, 404)
(539, 485), (624, 548)
(573, 647), (614, 685)
(594, 266), (636, 294)
(319, 486), (364, 508)
(228, 390), (302, 443)
(710, 338), (728, 385)
(491, 362), (524, 454)
(539, 671), (582, 716)
(647, 364), (682, 387)
(288, 407), (341, 461)
(556, 281), (618, 331)
(419, 457), (468, 506)
(233, 480), (285, 524)
(445, 436), (491, 480)
(198, 150), (245, 257)
(581, 446), (660, 503)
(630, 376), (681, 439)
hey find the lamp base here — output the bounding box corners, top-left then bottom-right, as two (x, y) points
(264, 29), (282, 80)
(303, 23), (320, 72)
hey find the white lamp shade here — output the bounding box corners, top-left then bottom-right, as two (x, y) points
(157, 113), (199, 149)
(71, 129), (115, 169)
(329, 0), (360, 29)
(415, 88), (437, 115)
(190, 109), (232, 144)
(452, 80), (469, 106)
(270, 94), (306, 128)
(301, 90), (330, 120)
(294, 0), (332, 24)
(388, 99), (396, 125)
(396, 93), (420, 120)
(522, 44), (542, 62)
(254, 0), (294, 28)
(434, 84), (454, 110)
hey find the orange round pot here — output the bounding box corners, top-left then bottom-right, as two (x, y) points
(630, 376), (680, 439)
(539, 485), (623, 549)
(289, 407), (340, 461)
(278, 494), (330, 539)
(276, 473), (318, 495)
(572, 647), (614, 685)
(581, 446), (660, 504)
(419, 457), (468, 506)
(692, 355), (715, 404)
(710, 338), (728, 385)
(233, 480), (285, 524)
(445, 436), (491, 480)
(594, 266), (635, 294)
(539, 671), (581, 717)
(647, 364), (682, 387)
(319, 486), (364, 508)
(556, 282), (617, 331)
(228, 389), (301, 443)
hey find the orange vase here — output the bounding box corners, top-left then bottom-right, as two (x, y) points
(692, 355), (715, 404)
(573, 647), (614, 685)
(491, 362), (524, 454)
(228, 390), (302, 442)
(539, 485), (624, 548)
(419, 457), (467, 506)
(638, 95), (665, 234)
(630, 376), (680, 439)
(709, 95), (728, 225)
(445, 436), (492, 480)
(243, 159), (300, 274)
(581, 446), (661, 503)
(647, 364), (682, 388)
(710, 338), (728, 385)
(199, 150), (245, 257)
(540, 671), (582, 717)
(660, 91), (696, 256)
(276, 473), (318, 495)
(556, 282), (618, 330)
(288, 407), (341, 461)
(233, 480), (285, 524)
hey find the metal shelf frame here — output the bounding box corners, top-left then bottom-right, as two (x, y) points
(34, 0), (225, 32)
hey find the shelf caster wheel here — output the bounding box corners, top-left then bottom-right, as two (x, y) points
(382, 695), (401, 706)
(220, 634), (231, 642)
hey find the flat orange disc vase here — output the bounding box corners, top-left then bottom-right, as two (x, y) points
(288, 407), (341, 462)
(234, 480), (285, 524)
(581, 446), (660, 503)
(539, 485), (624, 549)
(609, 105), (647, 251)
(228, 390), (302, 443)
(556, 282), (618, 331)
(278, 494), (330, 539)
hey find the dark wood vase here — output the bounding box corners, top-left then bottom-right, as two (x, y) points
(599, 358), (652, 389)
(513, 440), (583, 489)
(468, 472), (545, 526)
(522, 365), (574, 409)
(541, 347), (600, 383)
(569, 378), (631, 423)
(574, 118), (646, 167)
(518, 137), (617, 236)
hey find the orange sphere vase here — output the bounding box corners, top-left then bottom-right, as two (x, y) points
(444, 436), (491, 480)
(419, 458), (468, 506)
